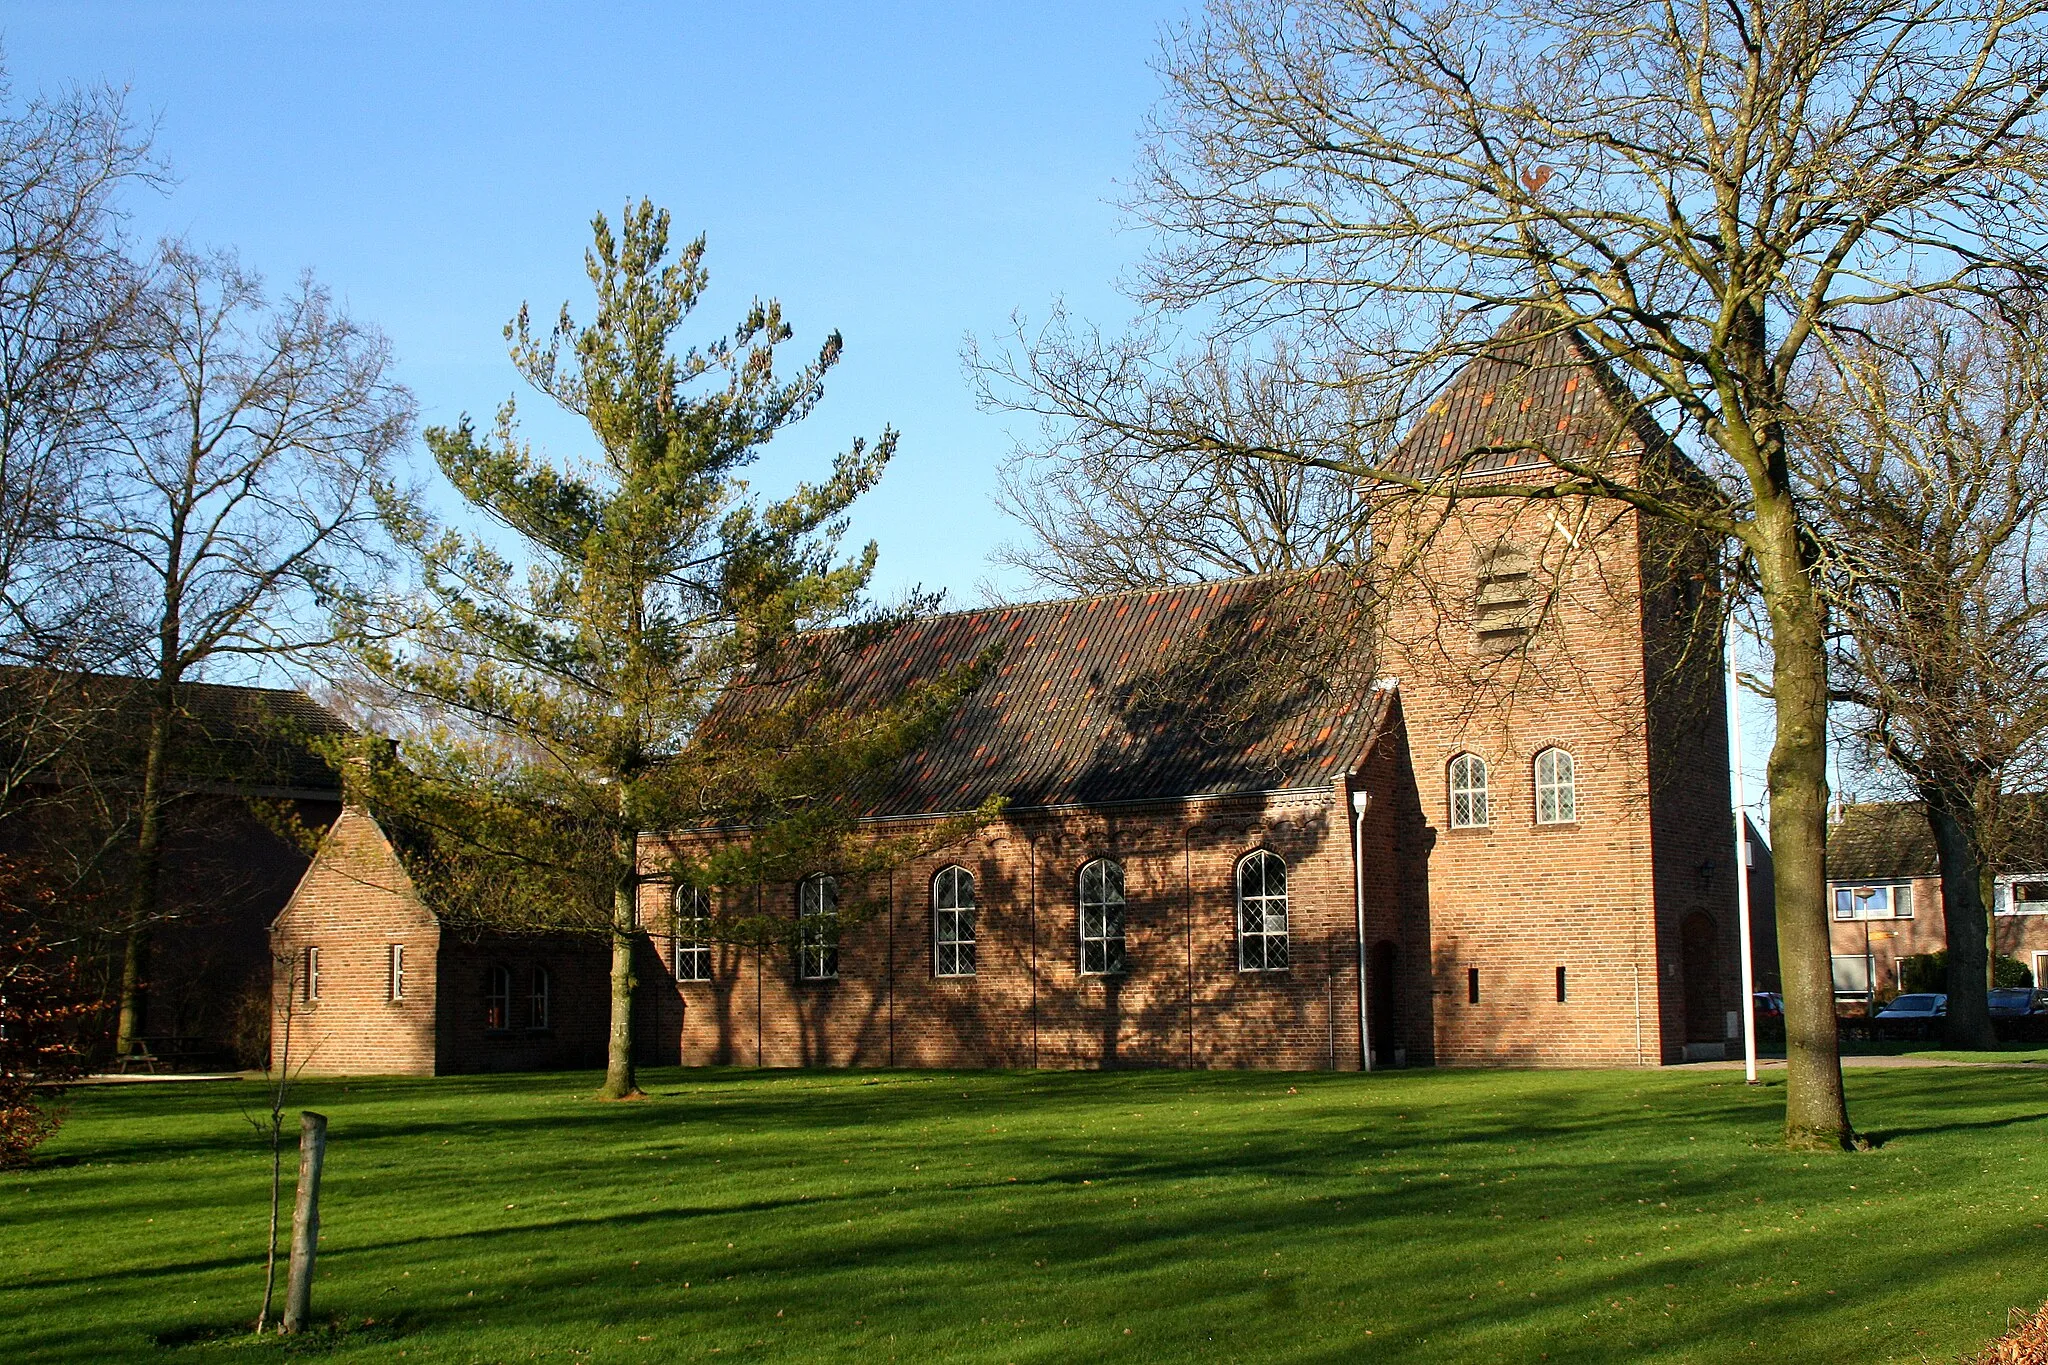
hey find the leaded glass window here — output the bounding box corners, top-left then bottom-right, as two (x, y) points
(1449, 753), (1489, 828)
(1078, 858), (1126, 975)
(798, 873), (839, 980)
(674, 885), (712, 982)
(1534, 747), (1576, 824)
(933, 865), (976, 977)
(1237, 850), (1289, 971)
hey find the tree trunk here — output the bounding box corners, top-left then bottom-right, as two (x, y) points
(599, 854), (640, 1100)
(1923, 783), (1998, 1049)
(113, 682), (175, 1057)
(1755, 500), (1854, 1150)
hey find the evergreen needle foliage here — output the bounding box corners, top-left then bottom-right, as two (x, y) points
(351, 202), (992, 1100)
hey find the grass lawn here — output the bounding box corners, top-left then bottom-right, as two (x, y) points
(4, 1066), (2045, 1363)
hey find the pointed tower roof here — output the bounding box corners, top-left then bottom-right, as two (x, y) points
(1388, 307), (1673, 482)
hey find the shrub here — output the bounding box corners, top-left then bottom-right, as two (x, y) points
(1899, 950), (2035, 992)
(0, 861), (92, 1167)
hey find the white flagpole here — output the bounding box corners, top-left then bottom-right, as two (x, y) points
(1728, 628), (1759, 1084)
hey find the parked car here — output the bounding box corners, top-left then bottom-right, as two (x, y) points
(1873, 993), (1948, 1038)
(1753, 992), (1785, 1018)
(1988, 988), (2048, 1019)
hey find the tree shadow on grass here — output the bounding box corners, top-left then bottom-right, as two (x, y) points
(1858, 1108), (2048, 1147)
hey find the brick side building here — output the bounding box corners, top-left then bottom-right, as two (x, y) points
(268, 808), (616, 1075)
(275, 310), (1750, 1074)
(2, 673), (349, 1065)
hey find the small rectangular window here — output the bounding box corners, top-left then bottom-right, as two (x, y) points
(389, 944), (405, 1001)
(304, 946), (320, 1003)
(1555, 966), (1567, 1002)
(1467, 967), (1481, 1004)
(528, 968), (550, 1030)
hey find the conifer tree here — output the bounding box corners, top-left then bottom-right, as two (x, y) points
(359, 201), (981, 1099)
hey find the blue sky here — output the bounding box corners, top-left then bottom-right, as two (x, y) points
(5, 3), (1789, 817)
(3, 1), (1192, 604)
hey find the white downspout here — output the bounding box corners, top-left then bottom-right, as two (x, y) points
(1727, 630), (1759, 1085)
(1352, 789), (1373, 1072)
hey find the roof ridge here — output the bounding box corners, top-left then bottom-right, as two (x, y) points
(912, 565), (1354, 627)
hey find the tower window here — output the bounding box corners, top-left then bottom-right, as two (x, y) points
(1473, 543), (1536, 649)
(1449, 753), (1490, 828)
(1468, 967), (1481, 1004)
(1535, 747), (1576, 824)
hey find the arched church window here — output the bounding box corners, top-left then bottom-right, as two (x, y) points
(1236, 850), (1289, 971)
(798, 873), (839, 981)
(933, 866), (977, 977)
(1078, 859), (1127, 976)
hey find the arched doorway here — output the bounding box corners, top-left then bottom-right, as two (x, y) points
(1680, 911), (1723, 1044)
(1368, 939), (1399, 1065)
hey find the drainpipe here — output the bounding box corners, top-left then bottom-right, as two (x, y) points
(1352, 788), (1373, 1072)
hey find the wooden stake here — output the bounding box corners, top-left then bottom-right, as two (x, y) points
(281, 1111), (328, 1334)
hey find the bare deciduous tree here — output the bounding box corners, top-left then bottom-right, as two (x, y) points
(985, 328), (1372, 593)
(1804, 303), (2048, 1049)
(980, 0), (2048, 1149)
(0, 69), (155, 816)
(78, 243), (414, 1058)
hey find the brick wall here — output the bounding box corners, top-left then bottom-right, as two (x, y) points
(640, 785), (1404, 1072)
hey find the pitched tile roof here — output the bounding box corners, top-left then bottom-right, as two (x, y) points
(1389, 307), (1674, 482)
(1827, 802), (1938, 882)
(740, 572), (1392, 819)
(1828, 798), (2048, 882)
(3, 667), (351, 793)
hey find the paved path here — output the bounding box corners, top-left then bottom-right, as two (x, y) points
(74, 1071), (249, 1085)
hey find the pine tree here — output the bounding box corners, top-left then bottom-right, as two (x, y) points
(358, 201), (984, 1099)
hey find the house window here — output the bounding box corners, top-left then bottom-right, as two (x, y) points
(1995, 876), (2048, 915)
(674, 886), (712, 982)
(1556, 965), (1567, 1002)
(1831, 882), (1914, 920)
(388, 944), (405, 1002)
(1078, 858), (1127, 976)
(303, 946), (320, 1003)
(1473, 543), (1536, 649)
(933, 866), (977, 977)
(486, 965), (511, 1030)
(1831, 953), (1875, 999)
(1534, 747), (1576, 824)
(528, 967), (550, 1030)
(798, 873), (839, 981)
(1237, 850), (1290, 971)
(1448, 753), (1489, 828)
(1468, 967), (1481, 1004)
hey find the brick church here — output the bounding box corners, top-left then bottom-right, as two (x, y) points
(272, 311), (1745, 1074)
